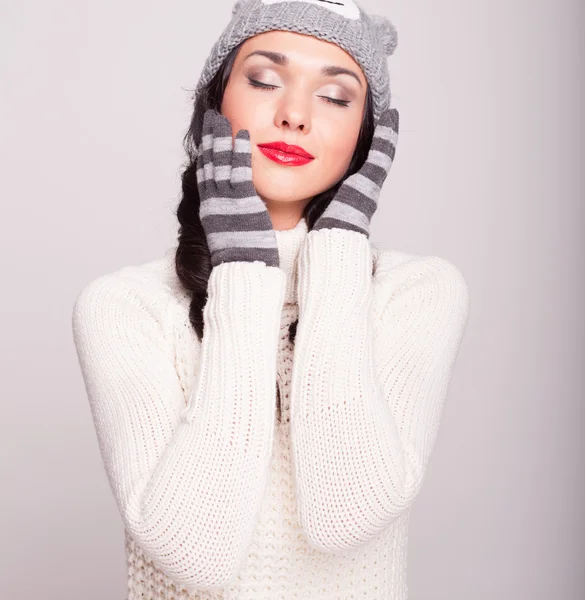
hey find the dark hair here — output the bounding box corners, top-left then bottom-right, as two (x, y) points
(174, 41), (375, 345)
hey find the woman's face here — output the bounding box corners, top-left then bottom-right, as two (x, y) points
(220, 30), (368, 213)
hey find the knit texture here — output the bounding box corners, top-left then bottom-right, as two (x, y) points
(197, 109), (281, 267)
(72, 217), (470, 599)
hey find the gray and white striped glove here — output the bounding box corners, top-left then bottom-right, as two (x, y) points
(313, 108), (400, 238)
(196, 108), (279, 268)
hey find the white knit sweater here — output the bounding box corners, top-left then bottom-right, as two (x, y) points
(72, 217), (470, 599)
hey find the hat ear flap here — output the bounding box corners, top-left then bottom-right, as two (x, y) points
(371, 14), (398, 56)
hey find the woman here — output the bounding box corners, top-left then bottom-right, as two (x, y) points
(72, 1), (470, 598)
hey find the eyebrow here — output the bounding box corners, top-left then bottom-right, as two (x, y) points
(243, 50), (363, 88)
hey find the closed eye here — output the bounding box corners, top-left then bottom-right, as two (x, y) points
(246, 77), (351, 108)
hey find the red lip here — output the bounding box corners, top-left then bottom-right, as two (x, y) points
(257, 141), (314, 159)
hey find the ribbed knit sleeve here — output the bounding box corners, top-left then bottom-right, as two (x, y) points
(72, 260), (286, 592)
(290, 228), (470, 553)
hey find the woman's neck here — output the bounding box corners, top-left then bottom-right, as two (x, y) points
(274, 216), (309, 305)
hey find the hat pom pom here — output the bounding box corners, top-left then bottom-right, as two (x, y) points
(371, 14), (398, 56)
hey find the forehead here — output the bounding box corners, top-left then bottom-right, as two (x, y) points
(261, 0), (361, 20)
(239, 31), (365, 80)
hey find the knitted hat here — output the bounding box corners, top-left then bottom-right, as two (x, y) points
(193, 0), (398, 124)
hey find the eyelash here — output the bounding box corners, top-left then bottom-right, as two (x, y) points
(246, 77), (351, 108)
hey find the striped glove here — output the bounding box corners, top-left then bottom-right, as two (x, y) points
(196, 108), (279, 268)
(313, 108), (400, 238)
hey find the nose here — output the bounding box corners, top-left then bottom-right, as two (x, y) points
(274, 89), (311, 134)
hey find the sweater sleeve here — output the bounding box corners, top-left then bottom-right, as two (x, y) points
(71, 260), (285, 592)
(289, 228), (470, 553)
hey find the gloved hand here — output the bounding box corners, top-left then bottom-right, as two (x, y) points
(196, 108), (279, 268)
(313, 108), (400, 238)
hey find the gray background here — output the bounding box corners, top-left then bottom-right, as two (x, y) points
(1, 0), (583, 598)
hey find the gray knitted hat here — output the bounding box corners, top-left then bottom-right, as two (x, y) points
(193, 0), (398, 124)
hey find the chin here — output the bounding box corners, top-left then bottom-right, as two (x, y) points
(254, 181), (321, 204)
(256, 190), (312, 204)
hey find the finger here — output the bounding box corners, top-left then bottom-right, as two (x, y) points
(230, 129), (271, 226)
(195, 145), (207, 199)
(371, 108), (399, 160)
(231, 129), (253, 191)
(360, 108), (399, 189)
(201, 109), (217, 188)
(211, 112), (234, 195)
(380, 107), (399, 135)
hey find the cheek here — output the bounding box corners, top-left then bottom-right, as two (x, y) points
(220, 84), (250, 139)
(221, 80), (271, 141)
(318, 117), (362, 180)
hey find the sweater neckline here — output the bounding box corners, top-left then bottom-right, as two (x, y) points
(275, 216), (309, 305)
